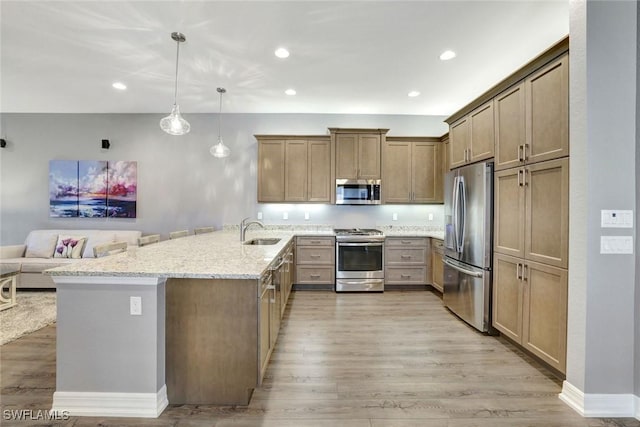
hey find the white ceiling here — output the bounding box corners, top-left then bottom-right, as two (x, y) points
(0, 1), (569, 116)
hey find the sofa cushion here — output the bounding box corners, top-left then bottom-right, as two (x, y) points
(19, 257), (77, 273)
(24, 234), (58, 258)
(53, 235), (87, 259)
(23, 229), (142, 259)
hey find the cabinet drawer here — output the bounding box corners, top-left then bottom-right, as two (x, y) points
(385, 267), (427, 284)
(296, 236), (335, 247)
(432, 238), (444, 253)
(385, 237), (428, 247)
(296, 247), (334, 264)
(385, 247), (427, 264)
(296, 266), (334, 284)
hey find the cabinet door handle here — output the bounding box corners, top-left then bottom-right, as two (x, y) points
(523, 144), (529, 161)
(523, 264), (529, 281)
(518, 144), (524, 162)
(516, 263), (522, 280)
(523, 169), (529, 186)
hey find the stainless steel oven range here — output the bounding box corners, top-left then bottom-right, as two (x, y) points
(334, 228), (384, 292)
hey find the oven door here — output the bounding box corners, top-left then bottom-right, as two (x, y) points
(336, 242), (384, 279)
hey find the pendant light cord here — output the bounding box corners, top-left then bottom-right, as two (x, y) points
(218, 91), (223, 140)
(173, 40), (180, 105)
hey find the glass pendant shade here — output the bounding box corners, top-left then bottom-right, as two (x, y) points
(161, 32), (190, 136)
(160, 104), (191, 135)
(210, 137), (230, 158)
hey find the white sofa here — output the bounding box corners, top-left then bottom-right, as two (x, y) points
(0, 229), (142, 289)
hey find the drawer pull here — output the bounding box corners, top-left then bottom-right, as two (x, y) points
(400, 255), (412, 259)
(401, 240), (413, 244)
(310, 240), (321, 244)
(401, 274), (412, 278)
(310, 274), (321, 278)
(310, 254), (321, 258)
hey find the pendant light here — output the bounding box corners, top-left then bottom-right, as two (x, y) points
(160, 32), (190, 135)
(210, 87), (231, 158)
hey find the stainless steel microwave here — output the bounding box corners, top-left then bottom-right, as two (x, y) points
(335, 179), (381, 205)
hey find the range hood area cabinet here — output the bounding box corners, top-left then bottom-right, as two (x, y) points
(256, 135), (333, 203)
(383, 137), (444, 203)
(330, 128), (388, 180)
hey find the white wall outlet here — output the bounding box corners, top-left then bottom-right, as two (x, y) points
(304, 212), (310, 220)
(428, 213), (434, 221)
(601, 210), (633, 228)
(130, 296), (142, 316)
(600, 236), (634, 254)
(392, 213), (398, 221)
(283, 212), (288, 220)
(257, 212), (263, 220)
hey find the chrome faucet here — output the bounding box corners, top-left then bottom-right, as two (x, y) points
(240, 217), (265, 242)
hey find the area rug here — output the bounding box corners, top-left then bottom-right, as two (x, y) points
(0, 291), (56, 345)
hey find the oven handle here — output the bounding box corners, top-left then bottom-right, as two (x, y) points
(337, 280), (384, 285)
(337, 242), (384, 247)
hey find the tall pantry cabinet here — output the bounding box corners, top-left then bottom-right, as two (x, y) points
(492, 52), (569, 374)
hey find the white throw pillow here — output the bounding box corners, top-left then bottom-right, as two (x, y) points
(53, 235), (87, 259)
(25, 234), (58, 258)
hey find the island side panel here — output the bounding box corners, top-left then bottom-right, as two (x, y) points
(166, 278), (259, 405)
(55, 280), (166, 394)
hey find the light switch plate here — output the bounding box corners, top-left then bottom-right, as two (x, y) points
(282, 212), (288, 220)
(257, 212), (263, 220)
(130, 296), (142, 315)
(601, 210), (633, 228)
(392, 213), (398, 221)
(304, 212), (310, 220)
(600, 236), (634, 254)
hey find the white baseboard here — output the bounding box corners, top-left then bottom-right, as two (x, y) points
(51, 385), (168, 418)
(559, 381), (639, 420)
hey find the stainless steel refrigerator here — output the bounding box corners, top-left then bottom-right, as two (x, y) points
(443, 161), (493, 333)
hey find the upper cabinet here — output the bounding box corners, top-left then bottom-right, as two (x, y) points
(495, 53), (569, 171)
(383, 137), (442, 204)
(449, 100), (495, 169)
(257, 136), (332, 203)
(331, 128), (388, 180)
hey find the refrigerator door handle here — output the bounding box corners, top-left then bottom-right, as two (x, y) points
(456, 176), (466, 254)
(451, 175), (459, 251)
(443, 258), (483, 278)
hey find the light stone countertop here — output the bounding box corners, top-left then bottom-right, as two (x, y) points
(45, 227), (443, 279)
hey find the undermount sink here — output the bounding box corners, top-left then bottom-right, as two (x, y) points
(243, 238), (281, 246)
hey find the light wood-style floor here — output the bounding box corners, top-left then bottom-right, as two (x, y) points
(2, 291), (639, 427)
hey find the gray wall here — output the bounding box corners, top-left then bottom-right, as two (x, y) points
(56, 281), (165, 393)
(636, 0), (640, 399)
(567, 0), (638, 396)
(0, 113), (447, 245)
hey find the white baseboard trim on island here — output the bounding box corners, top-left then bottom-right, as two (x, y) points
(51, 385), (168, 418)
(559, 381), (640, 420)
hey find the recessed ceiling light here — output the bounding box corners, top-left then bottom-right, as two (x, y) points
(285, 89), (296, 96)
(112, 81), (127, 90)
(439, 50), (456, 61)
(275, 48), (290, 58)
(408, 91), (420, 97)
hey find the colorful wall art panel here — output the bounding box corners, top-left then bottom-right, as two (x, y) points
(106, 161), (137, 218)
(49, 160), (137, 218)
(78, 160), (108, 217)
(49, 160), (79, 218)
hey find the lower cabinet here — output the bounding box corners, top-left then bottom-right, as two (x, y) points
(384, 237), (429, 287)
(295, 236), (335, 287)
(430, 238), (444, 293)
(492, 252), (568, 373)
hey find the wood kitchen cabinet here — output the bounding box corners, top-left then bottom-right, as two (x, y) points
(449, 100), (495, 169)
(257, 136), (331, 203)
(295, 236), (335, 288)
(383, 138), (442, 204)
(495, 54), (569, 171)
(494, 158), (569, 268)
(430, 238), (444, 293)
(331, 128), (388, 180)
(493, 253), (567, 373)
(384, 237), (429, 287)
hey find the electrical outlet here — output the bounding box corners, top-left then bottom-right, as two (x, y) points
(304, 212), (310, 220)
(130, 296), (142, 316)
(283, 212), (288, 220)
(392, 213), (398, 221)
(428, 213), (434, 221)
(257, 212), (263, 220)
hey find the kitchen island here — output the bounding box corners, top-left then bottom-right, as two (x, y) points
(45, 230), (319, 418)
